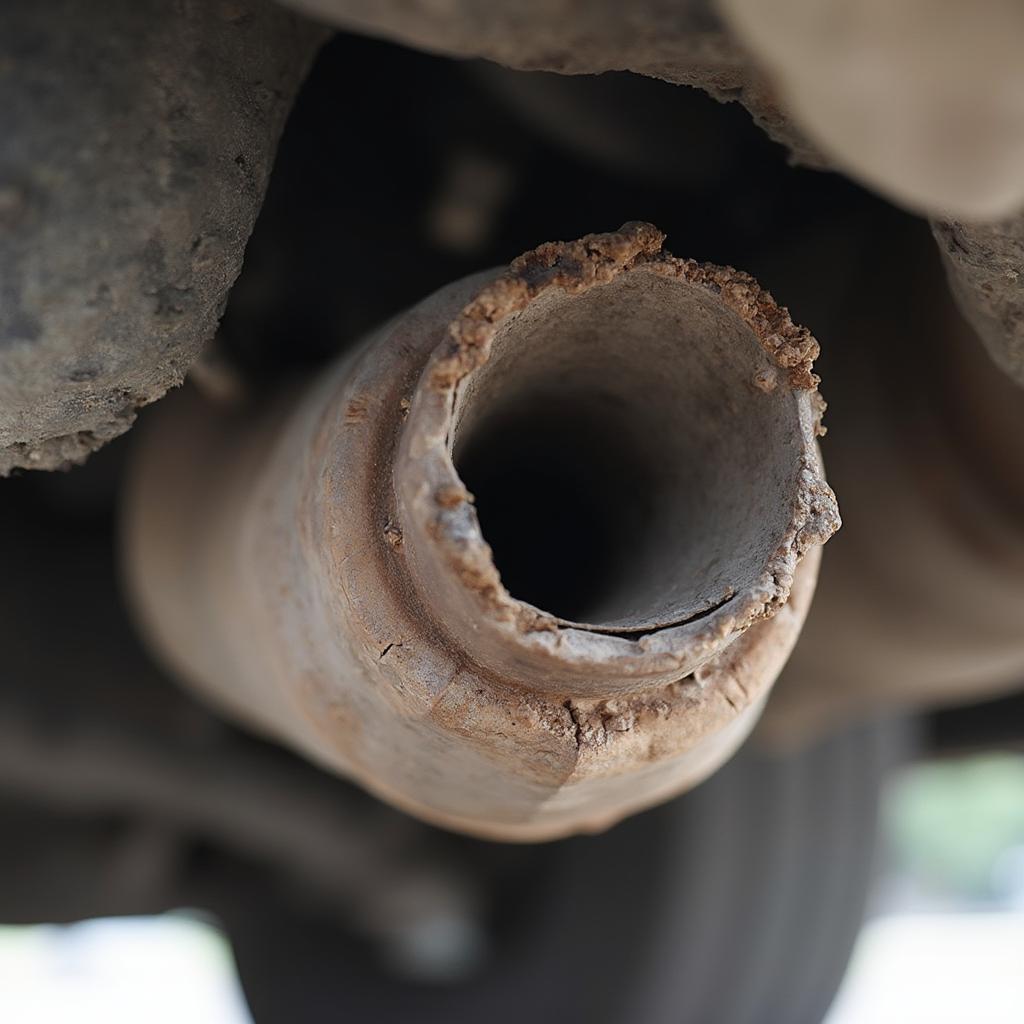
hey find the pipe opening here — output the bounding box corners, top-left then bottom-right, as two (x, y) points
(450, 269), (804, 631)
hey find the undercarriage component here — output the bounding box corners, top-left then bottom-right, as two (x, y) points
(720, 0), (1024, 220)
(0, 0), (324, 474)
(760, 219), (1024, 740)
(933, 216), (1024, 389)
(124, 222), (837, 840)
(277, 0), (821, 165)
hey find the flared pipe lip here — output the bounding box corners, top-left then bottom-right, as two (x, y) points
(395, 222), (839, 693)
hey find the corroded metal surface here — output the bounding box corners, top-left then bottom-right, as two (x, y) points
(124, 224), (835, 839)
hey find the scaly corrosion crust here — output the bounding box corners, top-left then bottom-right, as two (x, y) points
(410, 222), (836, 677)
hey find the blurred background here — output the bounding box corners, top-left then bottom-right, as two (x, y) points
(4, 750), (1024, 1022)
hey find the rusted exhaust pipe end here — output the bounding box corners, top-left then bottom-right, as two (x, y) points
(124, 223), (837, 841)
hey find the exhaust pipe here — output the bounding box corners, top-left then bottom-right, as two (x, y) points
(124, 223), (837, 840)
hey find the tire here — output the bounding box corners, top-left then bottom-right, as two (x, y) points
(226, 718), (908, 1024)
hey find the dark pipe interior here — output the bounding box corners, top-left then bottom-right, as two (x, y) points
(455, 399), (658, 623)
(449, 273), (797, 632)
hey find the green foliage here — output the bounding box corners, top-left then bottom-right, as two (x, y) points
(885, 754), (1024, 900)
